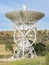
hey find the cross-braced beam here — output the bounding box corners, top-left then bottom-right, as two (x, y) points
(13, 22), (37, 59)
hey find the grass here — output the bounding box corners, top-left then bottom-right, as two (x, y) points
(0, 44), (11, 56)
(0, 56), (45, 65)
(0, 44), (16, 56)
(0, 44), (46, 65)
(0, 42), (46, 65)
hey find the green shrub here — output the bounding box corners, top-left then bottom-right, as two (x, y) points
(33, 43), (46, 56)
(5, 41), (13, 53)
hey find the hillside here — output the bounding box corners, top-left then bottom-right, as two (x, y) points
(0, 30), (49, 58)
(0, 30), (49, 44)
(36, 30), (49, 44)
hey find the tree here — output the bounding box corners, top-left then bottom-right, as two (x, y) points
(5, 40), (13, 53)
(33, 43), (46, 56)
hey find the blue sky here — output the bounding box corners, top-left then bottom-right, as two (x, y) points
(0, 0), (49, 31)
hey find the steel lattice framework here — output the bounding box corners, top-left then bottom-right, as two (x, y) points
(5, 6), (45, 59)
